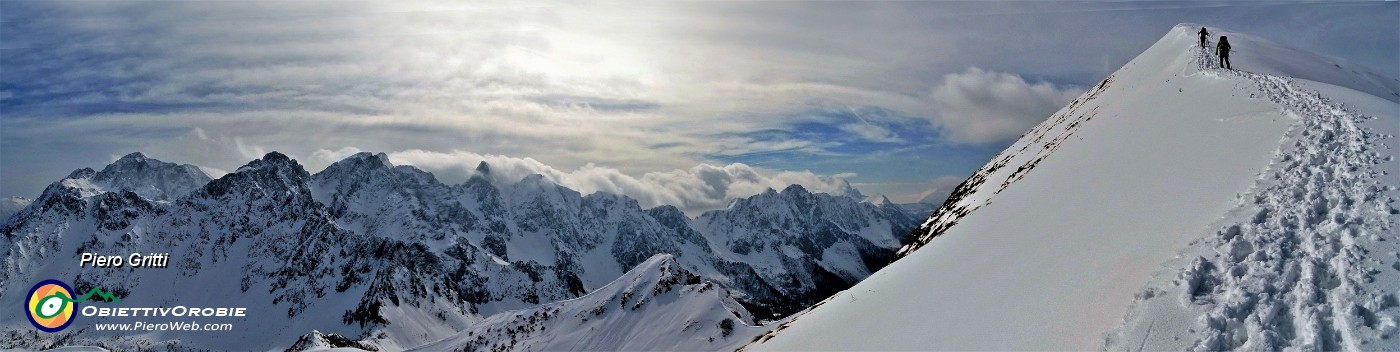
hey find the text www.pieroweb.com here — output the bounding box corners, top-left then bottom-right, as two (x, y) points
(94, 321), (234, 331)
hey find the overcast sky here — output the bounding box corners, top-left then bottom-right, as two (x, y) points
(2, 1), (1395, 213)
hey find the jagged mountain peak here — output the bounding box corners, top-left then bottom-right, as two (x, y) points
(203, 151), (313, 199)
(838, 180), (864, 200)
(239, 152), (307, 175)
(116, 151), (148, 161)
(878, 195), (894, 207)
(474, 160), (491, 175)
(317, 151), (397, 179)
(242, 151), (297, 169)
(98, 152), (207, 176)
(341, 151), (392, 166)
(287, 330), (379, 351)
(645, 204), (688, 221)
(780, 183), (809, 196)
(316, 151), (439, 186)
(509, 174), (579, 200)
(583, 191), (642, 210)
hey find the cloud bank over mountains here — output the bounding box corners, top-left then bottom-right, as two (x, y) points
(314, 147), (861, 215)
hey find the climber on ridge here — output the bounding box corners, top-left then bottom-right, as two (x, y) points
(1216, 36), (1232, 70)
(1198, 27), (1209, 48)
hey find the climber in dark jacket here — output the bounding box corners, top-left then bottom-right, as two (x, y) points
(1198, 27), (1209, 48)
(1216, 36), (1232, 70)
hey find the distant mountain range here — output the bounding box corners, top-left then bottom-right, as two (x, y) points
(1, 151), (921, 350)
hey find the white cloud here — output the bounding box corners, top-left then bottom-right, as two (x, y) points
(319, 148), (861, 215)
(839, 123), (904, 143)
(929, 68), (1081, 144)
(233, 137), (268, 160)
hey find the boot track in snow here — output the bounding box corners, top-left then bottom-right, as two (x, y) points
(1109, 40), (1400, 351)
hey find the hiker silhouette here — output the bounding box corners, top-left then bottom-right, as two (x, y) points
(1216, 36), (1232, 70)
(1198, 27), (1209, 48)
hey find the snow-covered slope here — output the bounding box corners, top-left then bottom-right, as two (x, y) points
(407, 254), (768, 351)
(748, 24), (1399, 350)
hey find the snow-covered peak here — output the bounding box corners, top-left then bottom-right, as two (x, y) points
(204, 151), (314, 200)
(878, 195), (894, 207)
(837, 180), (864, 200)
(645, 204), (688, 222)
(507, 173), (581, 206)
(286, 330), (380, 352)
(336, 151), (393, 169)
(856, 193), (897, 207)
(313, 151), (431, 186)
(93, 153), (210, 201)
(234, 151), (299, 173)
(317, 150), (400, 180)
(779, 183), (809, 196)
(35, 153), (211, 203)
(117, 151), (147, 161)
(595, 254), (712, 309)
(582, 191), (642, 212)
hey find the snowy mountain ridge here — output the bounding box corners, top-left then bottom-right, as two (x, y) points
(404, 254), (769, 352)
(749, 23), (1399, 350)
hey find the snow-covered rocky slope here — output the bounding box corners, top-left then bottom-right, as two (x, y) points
(0, 150), (915, 350)
(404, 254), (768, 351)
(748, 24), (1399, 350)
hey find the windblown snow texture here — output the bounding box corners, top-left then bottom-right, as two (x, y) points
(0, 150), (915, 350)
(749, 24), (1398, 351)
